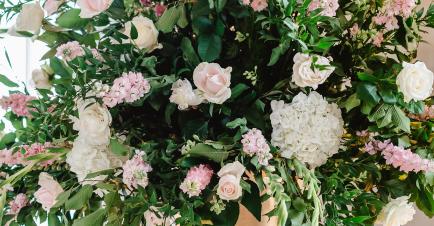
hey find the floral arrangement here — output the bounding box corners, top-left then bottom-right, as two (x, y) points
(1, 0), (434, 226)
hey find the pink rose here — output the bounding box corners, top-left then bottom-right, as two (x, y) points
(34, 173), (64, 210)
(193, 62), (232, 104)
(44, 0), (64, 15)
(77, 0), (112, 18)
(216, 161), (245, 200)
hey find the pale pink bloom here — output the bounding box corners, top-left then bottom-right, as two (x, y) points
(8, 193), (28, 215)
(34, 173), (64, 210)
(193, 62), (232, 104)
(77, 0), (113, 18)
(0, 93), (35, 117)
(241, 128), (272, 166)
(308, 0), (339, 17)
(364, 140), (434, 173)
(373, 15), (399, 31)
(250, 0), (268, 12)
(242, 0), (250, 5)
(91, 48), (105, 62)
(372, 32), (384, 47)
(180, 164), (213, 197)
(44, 0), (64, 15)
(0, 149), (22, 166)
(349, 24), (359, 37)
(103, 72), (151, 107)
(408, 105), (434, 121)
(56, 41), (85, 61)
(122, 151), (152, 190)
(154, 4), (167, 17)
(390, 0), (416, 18)
(19, 143), (55, 166)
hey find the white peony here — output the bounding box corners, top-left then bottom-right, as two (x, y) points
(169, 79), (203, 110)
(292, 53), (335, 90)
(31, 68), (51, 90)
(375, 196), (415, 226)
(270, 91), (344, 167)
(66, 138), (124, 184)
(396, 62), (433, 103)
(71, 98), (112, 146)
(216, 161), (245, 201)
(123, 16), (162, 52)
(8, 2), (45, 36)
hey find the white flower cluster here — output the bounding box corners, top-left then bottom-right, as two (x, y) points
(66, 98), (125, 184)
(375, 196), (415, 226)
(270, 92), (344, 167)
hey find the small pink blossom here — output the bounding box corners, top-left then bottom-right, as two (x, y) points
(364, 140), (434, 173)
(242, 0), (250, 5)
(103, 72), (151, 108)
(372, 32), (384, 47)
(56, 41), (85, 61)
(0, 143), (55, 167)
(373, 15), (399, 31)
(122, 151), (152, 190)
(349, 24), (359, 38)
(154, 4), (167, 17)
(250, 0), (268, 12)
(0, 93), (35, 117)
(8, 193), (28, 215)
(34, 172), (64, 210)
(308, 0), (339, 17)
(241, 128), (272, 166)
(91, 48), (105, 62)
(180, 164), (213, 197)
(0, 149), (22, 166)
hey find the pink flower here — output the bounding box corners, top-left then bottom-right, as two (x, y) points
(250, 0), (268, 12)
(140, 0), (151, 6)
(8, 193), (28, 215)
(241, 128), (272, 166)
(180, 164), (213, 197)
(77, 0), (112, 18)
(408, 105), (434, 121)
(373, 15), (398, 31)
(193, 62), (232, 104)
(103, 72), (151, 108)
(56, 41), (85, 61)
(91, 48), (104, 62)
(34, 173), (64, 210)
(44, 0), (64, 15)
(242, 0), (250, 5)
(372, 32), (384, 47)
(364, 140), (434, 173)
(122, 151), (152, 190)
(21, 143), (55, 166)
(0, 93), (35, 117)
(308, 0), (339, 17)
(154, 4), (167, 17)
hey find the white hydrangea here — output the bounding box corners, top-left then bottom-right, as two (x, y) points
(270, 91), (344, 167)
(375, 196), (415, 226)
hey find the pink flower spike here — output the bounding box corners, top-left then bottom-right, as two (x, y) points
(180, 164), (213, 197)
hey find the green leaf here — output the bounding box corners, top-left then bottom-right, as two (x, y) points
(48, 212), (62, 226)
(391, 105), (410, 133)
(211, 202), (239, 226)
(50, 58), (71, 77)
(0, 74), (18, 87)
(343, 93), (361, 112)
(198, 34), (221, 62)
(180, 37), (200, 68)
(357, 82), (381, 105)
(156, 6), (181, 33)
(268, 43), (289, 66)
(72, 209), (106, 226)
(52, 189), (72, 208)
(177, 5), (189, 28)
(56, 9), (89, 29)
(109, 139), (129, 156)
(357, 72), (378, 82)
(65, 185), (93, 210)
(241, 181), (262, 221)
(130, 23), (138, 40)
(123, 0), (134, 9)
(230, 83), (249, 100)
(188, 143), (229, 162)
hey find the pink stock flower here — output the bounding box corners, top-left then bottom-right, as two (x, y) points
(308, 0), (339, 17)
(180, 164), (213, 197)
(0, 143), (55, 167)
(122, 151), (152, 190)
(8, 193), (28, 215)
(364, 140), (434, 173)
(372, 32), (384, 47)
(250, 0), (268, 12)
(154, 4), (167, 17)
(0, 149), (22, 166)
(373, 0), (416, 31)
(56, 41), (85, 61)
(241, 128), (273, 166)
(103, 72), (151, 107)
(0, 93), (35, 117)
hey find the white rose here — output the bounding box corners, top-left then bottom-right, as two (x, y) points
(375, 196), (415, 226)
(292, 53), (335, 89)
(123, 16), (162, 52)
(77, 0), (112, 18)
(72, 99), (112, 146)
(31, 68), (51, 90)
(169, 79), (203, 110)
(8, 2), (44, 36)
(193, 62), (232, 104)
(216, 161), (245, 201)
(396, 62), (434, 103)
(66, 138), (124, 184)
(44, 0), (64, 15)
